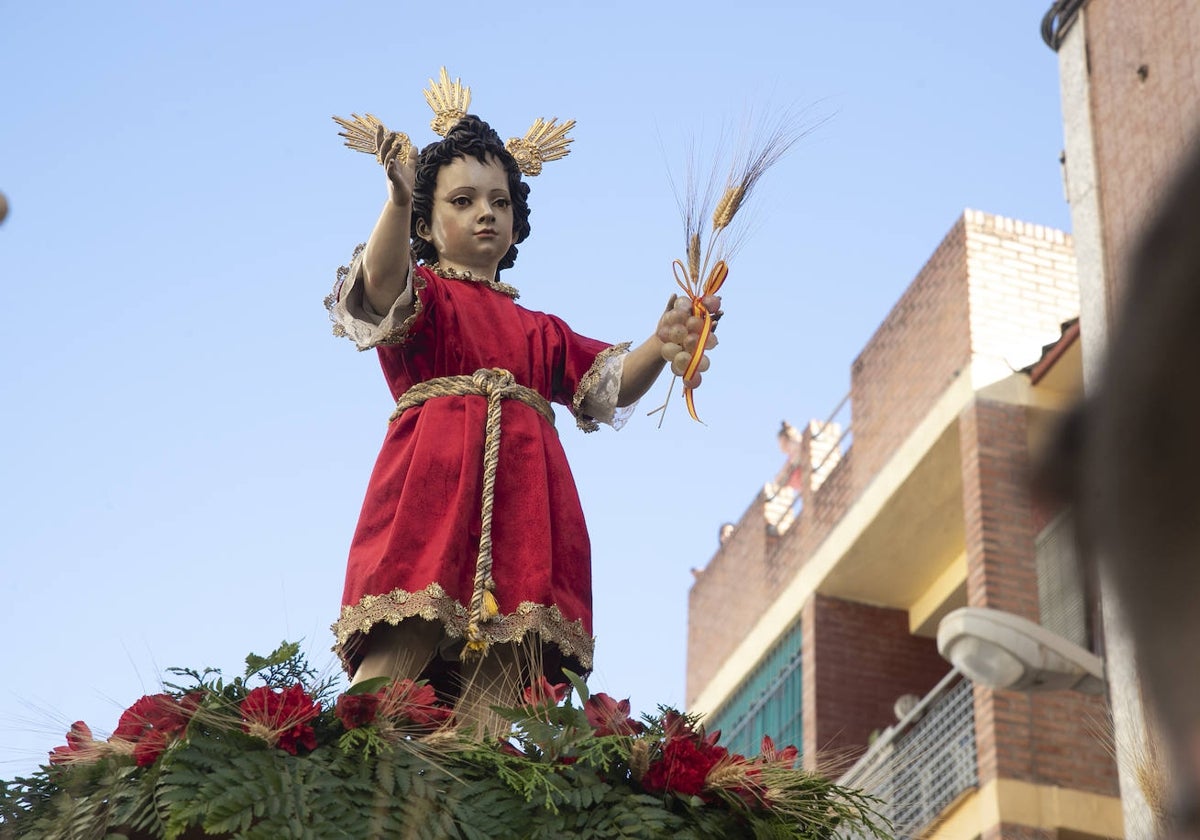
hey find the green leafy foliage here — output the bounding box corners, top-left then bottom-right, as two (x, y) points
(0, 643), (893, 839)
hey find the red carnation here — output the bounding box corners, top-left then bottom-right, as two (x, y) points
(113, 694), (192, 740)
(406, 701), (453, 729)
(378, 679), (452, 730)
(111, 693), (197, 766)
(583, 693), (644, 736)
(131, 730), (173, 767)
(240, 684), (321, 755)
(276, 720), (318, 755)
(335, 692), (381, 730)
(641, 736), (728, 797)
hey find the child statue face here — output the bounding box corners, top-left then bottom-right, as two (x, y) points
(416, 154), (515, 278)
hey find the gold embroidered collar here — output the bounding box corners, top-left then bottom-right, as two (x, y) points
(426, 262), (520, 300)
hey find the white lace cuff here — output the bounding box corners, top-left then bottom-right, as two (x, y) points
(326, 248), (416, 351)
(577, 349), (634, 430)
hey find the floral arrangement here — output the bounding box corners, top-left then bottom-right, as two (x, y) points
(0, 642), (891, 839)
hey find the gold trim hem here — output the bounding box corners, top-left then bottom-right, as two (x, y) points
(332, 582), (594, 674)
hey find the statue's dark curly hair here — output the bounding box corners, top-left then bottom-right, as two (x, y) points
(410, 115), (531, 274)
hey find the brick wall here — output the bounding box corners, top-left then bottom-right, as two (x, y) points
(959, 399), (1040, 620)
(769, 445), (855, 600)
(960, 398), (1117, 796)
(801, 594), (949, 769)
(1029, 691), (1117, 794)
(1085, 0), (1200, 307)
(964, 211), (1079, 374)
(686, 437), (858, 707)
(849, 217), (972, 483)
(970, 686), (1116, 797)
(686, 495), (773, 704)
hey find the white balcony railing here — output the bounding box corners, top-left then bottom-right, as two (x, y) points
(838, 670), (977, 838)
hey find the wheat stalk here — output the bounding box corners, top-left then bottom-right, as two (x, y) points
(651, 109), (826, 424)
(629, 739), (650, 781)
(705, 759), (751, 790)
(687, 233), (702, 281)
(711, 185), (745, 232)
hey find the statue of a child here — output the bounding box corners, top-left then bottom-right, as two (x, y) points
(326, 106), (718, 735)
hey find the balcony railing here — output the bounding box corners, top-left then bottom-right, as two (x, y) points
(838, 670), (977, 838)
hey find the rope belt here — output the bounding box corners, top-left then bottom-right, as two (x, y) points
(389, 368), (555, 658)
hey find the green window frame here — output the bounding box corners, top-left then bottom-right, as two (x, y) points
(706, 622), (803, 758)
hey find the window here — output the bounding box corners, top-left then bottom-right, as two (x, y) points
(706, 622), (804, 757)
(1036, 511), (1090, 648)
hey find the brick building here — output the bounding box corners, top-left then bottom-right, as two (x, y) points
(686, 210), (1123, 838)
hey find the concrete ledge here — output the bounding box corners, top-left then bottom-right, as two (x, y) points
(926, 778), (1124, 839)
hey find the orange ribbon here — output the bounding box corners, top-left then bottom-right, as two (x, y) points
(671, 259), (728, 422)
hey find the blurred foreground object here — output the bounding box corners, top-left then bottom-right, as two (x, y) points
(0, 190), (8, 224)
(1046, 135), (1200, 834)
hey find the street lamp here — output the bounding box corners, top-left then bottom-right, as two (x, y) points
(937, 606), (1105, 694)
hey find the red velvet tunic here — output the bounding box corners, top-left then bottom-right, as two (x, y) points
(332, 265), (619, 675)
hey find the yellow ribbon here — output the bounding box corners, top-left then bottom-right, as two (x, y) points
(671, 259), (728, 422)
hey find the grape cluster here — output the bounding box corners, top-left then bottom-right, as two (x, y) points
(657, 294), (721, 389)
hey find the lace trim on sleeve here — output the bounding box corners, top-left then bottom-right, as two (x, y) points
(572, 342), (632, 433)
(323, 245), (423, 351)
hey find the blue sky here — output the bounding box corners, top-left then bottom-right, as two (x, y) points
(0, 1), (1070, 772)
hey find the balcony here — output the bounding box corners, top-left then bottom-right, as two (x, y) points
(838, 670), (977, 838)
